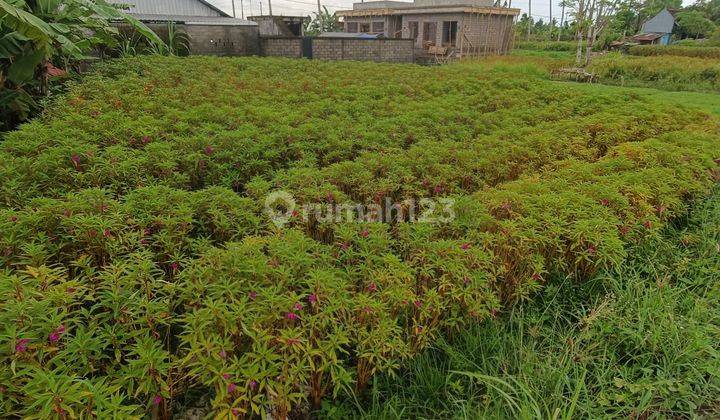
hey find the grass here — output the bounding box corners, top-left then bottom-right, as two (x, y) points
(334, 188), (720, 419)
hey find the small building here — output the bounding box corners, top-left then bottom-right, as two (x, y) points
(638, 7), (676, 45)
(112, 0), (259, 55)
(336, 0), (520, 58)
(249, 15), (309, 37)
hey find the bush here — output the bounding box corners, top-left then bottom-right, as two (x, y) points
(0, 56), (718, 417)
(628, 44), (720, 59)
(515, 41), (582, 51)
(588, 53), (720, 92)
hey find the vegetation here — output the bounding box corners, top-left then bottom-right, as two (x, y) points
(0, 56), (718, 418)
(337, 186), (720, 418)
(0, 0), (162, 132)
(628, 44), (720, 58)
(588, 53), (720, 92)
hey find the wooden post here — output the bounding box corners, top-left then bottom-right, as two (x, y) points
(483, 13), (491, 55)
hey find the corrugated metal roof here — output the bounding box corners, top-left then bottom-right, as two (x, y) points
(112, 0), (230, 17)
(128, 13), (257, 26)
(641, 8), (675, 34)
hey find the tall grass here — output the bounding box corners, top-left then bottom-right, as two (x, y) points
(588, 53), (720, 92)
(629, 45), (720, 59)
(335, 189), (720, 419)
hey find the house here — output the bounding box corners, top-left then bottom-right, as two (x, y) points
(112, 0), (259, 55)
(249, 15), (308, 37)
(638, 8), (676, 45)
(336, 0), (520, 57)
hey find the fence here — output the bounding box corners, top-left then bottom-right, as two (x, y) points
(260, 36), (415, 63)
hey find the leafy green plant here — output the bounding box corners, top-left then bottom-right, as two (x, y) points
(0, 56), (718, 417)
(0, 0), (163, 131)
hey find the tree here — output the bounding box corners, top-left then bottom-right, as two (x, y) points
(0, 0), (163, 130)
(676, 10), (717, 38)
(304, 6), (339, 35)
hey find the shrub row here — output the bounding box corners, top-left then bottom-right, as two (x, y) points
(628, 45), (720, 59)
(0, 56), (719, 418)
(588, 54), (720, 92)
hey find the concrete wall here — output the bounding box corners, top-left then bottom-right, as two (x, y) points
(260, 37), (415, 62)
(118, 23), (260, 56)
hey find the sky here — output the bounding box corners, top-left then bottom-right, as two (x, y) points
(206, 0), (696, 23)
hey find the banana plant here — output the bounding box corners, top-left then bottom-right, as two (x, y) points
(0, 0), (164, 131)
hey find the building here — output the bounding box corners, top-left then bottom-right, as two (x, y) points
(249, 15), (308, 37)
(639, 8), (676, 45)
(336, 0), (520, 57)
(112, 0), (259, 55)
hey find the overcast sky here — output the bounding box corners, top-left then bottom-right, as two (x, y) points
(207, 0), (696, 23)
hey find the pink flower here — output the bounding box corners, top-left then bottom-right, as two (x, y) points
(414, 300), (422, 308)
(326, 192), (335, 202)
(204, 145), (214, 156)
(248, 291), (257, 300)
(644, 220), (652, 229)
(232, 408), (240, 417)
(142, 136), (151, 144)
(249, 380), (258, 390)
(9, 215), (17, 223)
(308, 294), (317, 304)
(293, 302), (303, 311)
(600, 199), (609, 206)
(71, 154), (81, 167)
(286, 312), (298, 320)
(170, 262), (179, 271)
(49, 331), (60, 343)
(587, 244), (597, 255)
(56, 325), (66, 334)
(367, 282), (377, 292)
(461, 243), (471, 250)
(152, 395), (163, 405)
(433, 185), (443, 194)
(15, 338), (29, 353)
(360, 229), (369, 238)
(532, 273), (541, 281)
(103, 229), (111, 238)
(227, 383), (237, 393)
(340, 242), (350, 250)
(219, 349), (227, 359)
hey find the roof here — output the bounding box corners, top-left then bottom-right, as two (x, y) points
(629, 32), (664, 42)
(111, 0), (230, 17)
(640, 8), (676, 34)
(126, 13), (257, 26)
(337, 5), (520, 17)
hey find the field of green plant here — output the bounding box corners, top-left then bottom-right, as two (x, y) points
(587, 53), (720, 92)
(628, 44), (720, 59)
(0, 56), (719, 418)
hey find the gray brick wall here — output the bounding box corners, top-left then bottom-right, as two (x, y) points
(313, 38), (414, 62)
(138, 23), (260, 56)
(260, 37), (303, 57)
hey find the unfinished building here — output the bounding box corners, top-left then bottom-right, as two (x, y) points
(336, 0), (520, 58)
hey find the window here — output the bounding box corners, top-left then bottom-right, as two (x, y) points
(408, 21), (419, 42)
(359, 23), (370, 33)
(372, 21), (385, 34)
(422, 22), (437, 45)
(442, 21), (458, 46)
(346, 22), (358, 33)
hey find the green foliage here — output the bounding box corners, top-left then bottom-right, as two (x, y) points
(514, 41), (583, 51)
(0, 56), (718, 417)
(628, 44), (720, 58)
(336, 188), (720, 418)
(304, 7), (338, 36)
(0, 0), (163, 131)
(589, 52), (720, 92)
(676, 9), (717, 38)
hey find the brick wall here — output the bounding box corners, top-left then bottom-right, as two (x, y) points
(260, 37), (303, 57)
(314, 38), (414, 62)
